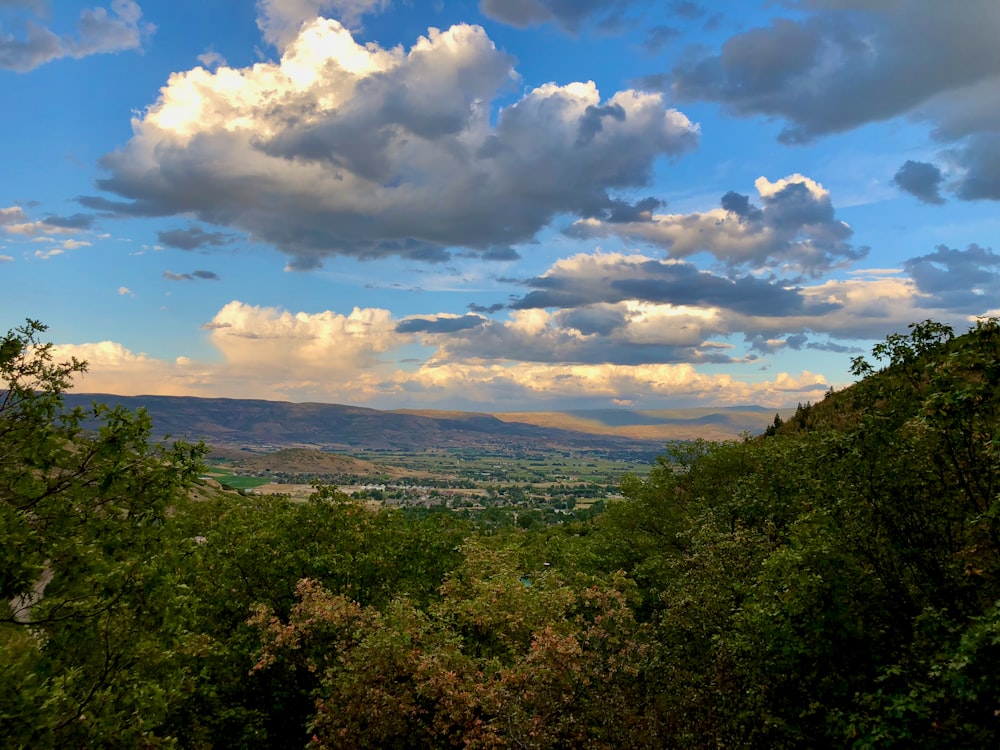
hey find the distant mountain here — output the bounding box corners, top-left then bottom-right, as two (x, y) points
(61, 394), (668, 456)
(492, 406), (792, 442)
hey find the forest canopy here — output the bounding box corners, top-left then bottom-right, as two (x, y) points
(2, 318), (999, 748)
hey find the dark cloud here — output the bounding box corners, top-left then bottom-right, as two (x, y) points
(809, 340), (859, 354)
(719, 191), (760, 220)
(438, 318), (734, 366)
(559, 306), (627, 335)
(642, 25), (681, 54)
(396, 315), (486, 334)
(604, 196), (663, 223)
(91, 23), (698, 269)
(784, 333), (808, 350)
(671, 2), (1000, 143)
(746, 331), (860, 354)
(0, 0), (150, 72)
(164, 269), (220, 281)
(635, 71), (670, 90)
(77, 194), (168, 216)
(157, 226), (231, 250)
(662, 0), (1000, 202)
(468, 302), (506, 314)
(904, 243), (1000, 310)
(482, 246), (521, 261)
(577, 103), (626, 146)
(512, 256), (838, 317)
(478, 0), (636, 33)
(568, 175), (867, 276)
(745, 332), (789, 354)
(955, 134), (1000, 201)
(668, 1), (704, 21)
(403, 245), (453, 264)
(893, 160), (945, 204)
(42, 212), (95, 230)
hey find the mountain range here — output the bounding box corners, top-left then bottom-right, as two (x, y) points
(62, 393), (789, 454)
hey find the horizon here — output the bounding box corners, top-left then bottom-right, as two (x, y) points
(2, 1), (997, 412)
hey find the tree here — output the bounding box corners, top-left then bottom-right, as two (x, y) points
(0, 320), (205, 746)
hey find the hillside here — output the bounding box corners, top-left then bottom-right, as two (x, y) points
(60, 394), (667, 455)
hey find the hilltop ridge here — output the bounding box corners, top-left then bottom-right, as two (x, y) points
(60, 393), (788, 452)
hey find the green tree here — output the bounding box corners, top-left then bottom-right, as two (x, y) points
(0, 320), (205, 747)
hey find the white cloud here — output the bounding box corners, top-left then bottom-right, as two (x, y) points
(54, 327), (832, 409)
(0, 254), (13, 262)
(90, 19), (698, 269)
(47, 288), (951, 410)
(567, 174), (865, 276)
(51, 341), (203, 396)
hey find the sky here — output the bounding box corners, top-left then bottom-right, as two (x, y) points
(1, 0), (998, 412)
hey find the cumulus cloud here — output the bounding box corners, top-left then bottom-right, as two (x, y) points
(568, 174), (866, 276)
(0, 0), (152, 72)
(53, 263), (997, 409)
(903, 244), (1000, 311)
(665, 0), (1000, 202)
(54, 332), (835, 409)
(87, 19), (698, 269)
(51, 341), (196, 396)
(893, 160), (945, 204)
(400, 359), (831, 409)
(0, 254), (13, 263)
(504, 250), (994, 348)
(157, 226), (232, 250)
(415, 307), (734, 367)
(53, 299), (834, 408)
(206, 300), (404, 378)
(511, 251), (835, 316)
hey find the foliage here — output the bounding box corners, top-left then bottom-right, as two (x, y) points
(4, 317), (1000, 747)
(1, 320), (205, 746)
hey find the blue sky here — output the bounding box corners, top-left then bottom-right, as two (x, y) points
(1, 0), (998, 411)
